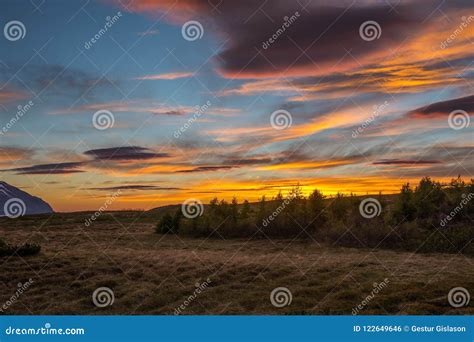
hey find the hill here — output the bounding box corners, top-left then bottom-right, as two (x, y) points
(0, 181), (53, 217)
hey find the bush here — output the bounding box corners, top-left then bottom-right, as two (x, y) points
(156, 209), (182, 234)
(156, 213), (174, 234)
(16, 243), (41, 256)
(0, 239), (41, 257)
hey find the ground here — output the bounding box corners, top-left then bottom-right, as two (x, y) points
(0, 212), (472, 315)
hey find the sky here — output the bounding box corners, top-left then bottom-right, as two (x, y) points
(0, 0), (473, 212)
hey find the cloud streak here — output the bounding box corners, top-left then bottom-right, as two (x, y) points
(408, 94), (474, 118)
(134, 72), (194, 80)
(86, 185), (181, 191)
(3, 162), (85, 175)
(84, 146), (169, 161)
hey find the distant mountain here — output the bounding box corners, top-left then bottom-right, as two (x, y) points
(0, 181), (53, 217)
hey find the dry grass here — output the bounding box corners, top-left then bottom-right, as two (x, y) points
(0, 212), (473, 315)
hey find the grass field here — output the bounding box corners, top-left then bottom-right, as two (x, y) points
(0, 212), (473, 315)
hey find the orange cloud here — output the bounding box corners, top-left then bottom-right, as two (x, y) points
(0, 89), (27, 104)
(207, 105), (384, 144)
(0, 147), (33, 166)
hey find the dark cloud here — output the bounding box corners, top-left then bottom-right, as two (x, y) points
(86, 185), (181, 191)
(409, 94), (474, 118)
(218, 3), (427, 77)
(153, 110), (185, 116)
(3, 162), (85, 175)
(84, 146), (169, 161)
(373, 159), (442, 165)
(177, 165), (236, 173)
(0, 146), (171, 176)
(225, 157), (273, 166)
(117, 0), (440, 78)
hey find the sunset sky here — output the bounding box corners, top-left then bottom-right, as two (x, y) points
(0, 0), (473, 211)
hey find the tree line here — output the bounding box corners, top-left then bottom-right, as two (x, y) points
(156, 177), (474, 254)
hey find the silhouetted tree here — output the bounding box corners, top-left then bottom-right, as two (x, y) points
(308, 189), (327, 228)
(330, 193), (349, 221)
(231, 197), (238, 222)
(392, 183), (416, 224)
(241, 199), (250, 219)
(209, 197), (219, 213)
(413, 177), (445, 221)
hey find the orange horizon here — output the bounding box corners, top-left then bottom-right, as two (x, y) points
(31, 175), (463, 212)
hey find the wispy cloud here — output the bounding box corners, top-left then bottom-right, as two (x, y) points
(0, 89), (28, 104)
(50, 100), (239, 117)
(2, 162), (85, 175)
(134, 72), (194, 80)
(0, 147), (34, 164)
(137, 29), (160, 36)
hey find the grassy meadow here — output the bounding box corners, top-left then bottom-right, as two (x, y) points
(0, 183), (473, 315)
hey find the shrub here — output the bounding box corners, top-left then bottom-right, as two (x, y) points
(16, 243), (41, 256)
(0, 239), (41, 257)
(156, 209), (182, 234)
